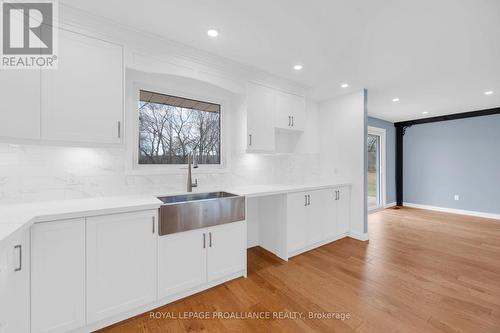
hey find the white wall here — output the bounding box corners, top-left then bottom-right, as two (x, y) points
(319, 90), (367, 238)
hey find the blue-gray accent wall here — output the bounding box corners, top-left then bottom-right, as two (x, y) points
(368, 117), (396, 205)
(403, 114), (500, 214)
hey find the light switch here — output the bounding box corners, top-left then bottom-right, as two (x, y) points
(454, 194), (460, 201)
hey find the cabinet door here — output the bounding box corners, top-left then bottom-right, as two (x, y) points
(86, 210), (157, 323)
(0, 70), (41, 140)
(207, 221), (246, 282)
(275, 91), (305, 131)
(31, 219), (85, 333)
(158, 229), (207, 299)
(247, 83), (275, 152)
(41, 29), (123, 144)
(0, 230), (30, 333)
(287, 192), (308, 253)
(337, 187), (351, 235)
(308, 190), (330, 244)
(322, 189), (338, 239)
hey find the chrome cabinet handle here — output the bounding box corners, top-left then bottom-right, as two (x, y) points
(117, 121), (121, 138)
(304, 195), (308, 206)
(203, 233), (206, 248)
(209, 232), (212, 247)
(288, 116), (291, 126)
(307, 195), (311, 205)
(291, 116), (294, 127)
(248, 134), (252, 146)
(14, 245), (22, 272)
(337, 190), (340, 200)
(152, 216), (155, 234)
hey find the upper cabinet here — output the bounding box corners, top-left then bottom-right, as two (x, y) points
(41, 29), (124, 144)
(275, 90), (306, 131)
(246, 82), (306, 153)
(0, 70), (41, 140)
(0, 28), (124, 145)
(246, 83), (276, 153)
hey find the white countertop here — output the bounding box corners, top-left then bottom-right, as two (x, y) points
(0, 183), (350, 246)
(0, 195), (162, 245)
(227, 183), (350, 197)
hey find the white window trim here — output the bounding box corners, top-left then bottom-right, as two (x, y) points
(125, 78), (230, 175)
(368, 126), (386, 211)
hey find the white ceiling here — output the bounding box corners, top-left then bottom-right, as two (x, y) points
(61, 0), (500, 122)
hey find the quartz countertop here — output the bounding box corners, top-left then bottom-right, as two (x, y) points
(0, 183), (350, 246)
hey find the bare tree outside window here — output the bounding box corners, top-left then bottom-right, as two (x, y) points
(138, 90), (221, 165)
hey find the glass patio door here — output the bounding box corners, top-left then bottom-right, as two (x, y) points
(367, 133), (381, 209)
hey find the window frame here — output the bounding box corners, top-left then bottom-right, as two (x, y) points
(130, 80), (229, 174)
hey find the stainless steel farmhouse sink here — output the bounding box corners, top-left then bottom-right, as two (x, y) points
(157, 192), (245, 235)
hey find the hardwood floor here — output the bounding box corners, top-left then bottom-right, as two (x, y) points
(97, 207), (500, 333)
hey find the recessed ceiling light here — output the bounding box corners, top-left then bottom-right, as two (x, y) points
(207, 29), (219, 37)
(340, 83), (349, 88)
(484, 90), (494, 95)
(422, 111), (429, 115)
(392, 98), (400, 103)
(293, 64), (303, 71)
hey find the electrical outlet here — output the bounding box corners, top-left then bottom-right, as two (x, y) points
(454, 194), (460, 201)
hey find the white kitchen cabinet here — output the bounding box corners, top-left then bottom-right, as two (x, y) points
(31, 219), (86, 333)
(86, 210), (157, 323)
(336, 186), (351, 235)
(158, 228), (207, 299)
(247, 82), (275, 152)
(0, 70), (41, 140)
(0, 229), (30, 333)
(287, 192), (309, 253)
(288, 189), (330, 253)
(41, 29), (123, 144)
(206, 221), (246, 282)
(158, 221), (246, 300)
(307, 190), (329, 245)
(287, 186), (350, 257)
(275, 91), (306, 131)
(323, 189), (339, 239)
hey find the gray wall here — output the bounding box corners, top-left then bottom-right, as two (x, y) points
(404, 114), (500, 214)
(368, 117), (396, 204)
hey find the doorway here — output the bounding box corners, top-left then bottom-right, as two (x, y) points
(367, 126), (386, 210)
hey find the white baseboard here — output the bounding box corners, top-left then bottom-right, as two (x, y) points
(348, 231), (369, 241)
(384, 202), (397, 208)
(403, 202), (500, 220)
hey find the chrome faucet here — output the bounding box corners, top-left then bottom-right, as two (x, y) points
(187, 153), (198, 192)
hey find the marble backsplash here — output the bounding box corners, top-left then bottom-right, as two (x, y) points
(0, 143), (321, 204)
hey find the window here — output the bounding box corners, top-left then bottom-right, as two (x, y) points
(138, 90), (221, 165)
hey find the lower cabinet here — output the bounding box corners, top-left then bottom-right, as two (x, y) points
(86, 210), (157, 323)
(31, 219), (86, 333)
(28, 210), (245, 332)
(0, 229), (30, 333)
(158, 221), (246, 300)
(336, 186), (351, 234)
(206, 222), (246, 282)
(287, 186), (351, 257)
(158, 228), (207, 299)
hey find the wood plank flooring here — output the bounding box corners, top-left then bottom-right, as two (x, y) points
(97, 207), (500, 333)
